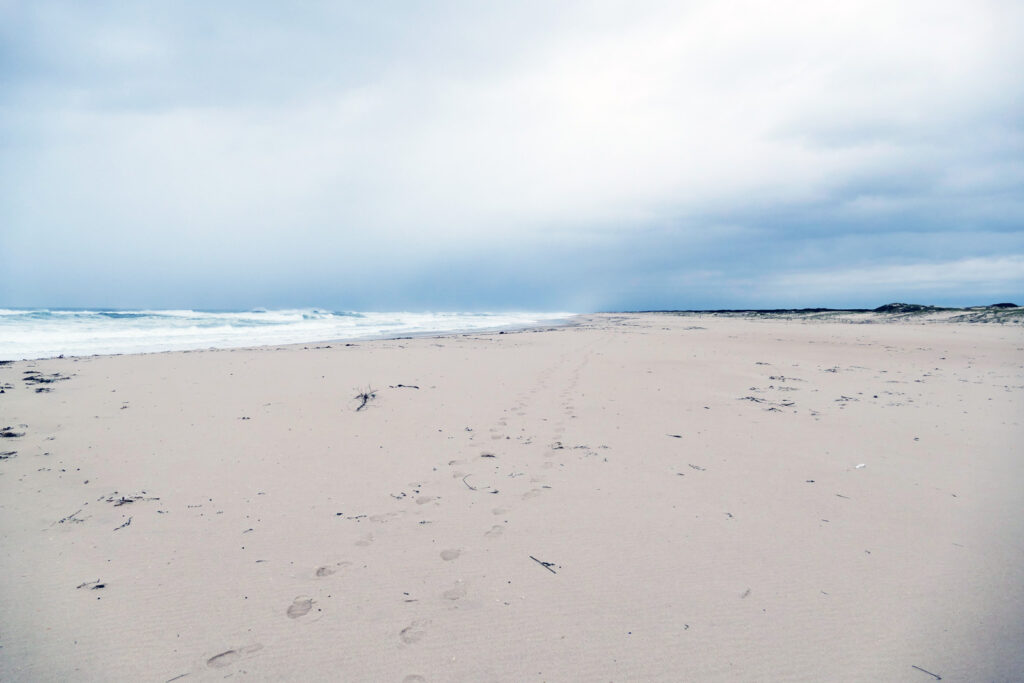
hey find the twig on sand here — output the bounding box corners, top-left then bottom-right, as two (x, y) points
(462, 474), (498, 493)
(354, 387), (377, 412)
(113, 517), (132, 531)
(911, 665), (941, 680)
(530, 555), (558, 574)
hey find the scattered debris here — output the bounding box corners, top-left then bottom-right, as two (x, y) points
(0, 450), (16, 460)
(113, 517), (132, 531)
(76, 580), (105, 590)
(103, 492), (157, 506)
(57, 509), (85, 524)
(22, 371), (71, 388)
(390, 384), (420, 389)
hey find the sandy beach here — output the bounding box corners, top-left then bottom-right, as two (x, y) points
(1, 312), (1022, 682)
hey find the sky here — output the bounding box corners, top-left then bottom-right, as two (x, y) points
(1, 1), (1022, 311)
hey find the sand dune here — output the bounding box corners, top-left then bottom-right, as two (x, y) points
(1, 313), (1022, 681)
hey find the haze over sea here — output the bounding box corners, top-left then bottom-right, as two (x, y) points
(0, 309), (571, 361)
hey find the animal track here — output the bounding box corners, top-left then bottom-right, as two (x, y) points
(485, 524), (504, 537)
(440, 548), (461, 561)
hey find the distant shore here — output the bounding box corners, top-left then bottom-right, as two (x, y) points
(2, 313), (1022, 680)
(635, 302), (1023, 324)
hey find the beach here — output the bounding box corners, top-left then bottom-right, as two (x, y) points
(1, 312), (1022, 681)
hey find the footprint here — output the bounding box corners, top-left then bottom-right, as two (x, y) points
(400, 619), (429, 644)
(492, 507), (508, 515)
(206, 643), (262, 669)
(315, 561), (352, 578)
(484, 525), (504, 538)
(416, 496), (436, 505)
(355, 533), (373, 547)
(440, 548), (461, 561)
(442, 581), (467, 601)
(370, 511), (401, 523)
(287, 596), (314, 619)
(207, 650), (240, 669)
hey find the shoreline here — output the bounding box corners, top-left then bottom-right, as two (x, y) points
(0, 314), (583, 363)
(2, 313), (1022, 680)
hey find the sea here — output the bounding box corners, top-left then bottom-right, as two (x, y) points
(0, 309), (574, 361)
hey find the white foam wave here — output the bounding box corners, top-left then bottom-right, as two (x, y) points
(0, 309), (573, 360)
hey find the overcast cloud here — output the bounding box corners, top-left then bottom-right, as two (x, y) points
(1, 0), (1022, 310)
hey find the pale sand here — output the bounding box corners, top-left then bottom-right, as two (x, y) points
(1, 314), (1022, 682)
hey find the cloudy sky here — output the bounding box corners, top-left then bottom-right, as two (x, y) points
(1, 1), (1022, 311)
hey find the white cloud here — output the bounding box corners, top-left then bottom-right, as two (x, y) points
(1, 1), (1022, 308)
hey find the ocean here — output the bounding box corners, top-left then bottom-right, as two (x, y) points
(0, 309), (574, 361)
